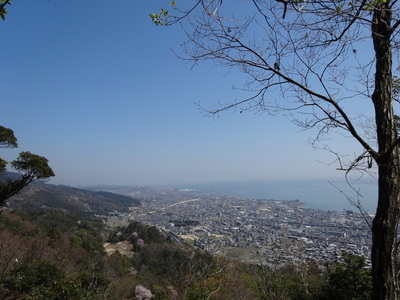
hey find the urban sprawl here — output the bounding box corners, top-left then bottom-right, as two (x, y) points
(104, 186), (372, 266)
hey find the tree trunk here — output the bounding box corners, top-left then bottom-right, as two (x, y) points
(372, 165), (400, 299)
(371, 3), (400, 299)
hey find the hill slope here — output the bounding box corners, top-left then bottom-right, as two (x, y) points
(6, 182), (140, 216)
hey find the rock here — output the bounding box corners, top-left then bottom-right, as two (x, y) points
(135, 285), (153, 300)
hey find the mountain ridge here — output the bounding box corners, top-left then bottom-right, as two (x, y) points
(5, 181), (140, 216)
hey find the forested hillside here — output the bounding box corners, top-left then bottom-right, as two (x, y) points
(0, 184), (372, 299)
(5, 182), (140, 216)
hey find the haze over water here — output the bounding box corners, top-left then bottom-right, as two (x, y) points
(179, 180), (378, 213)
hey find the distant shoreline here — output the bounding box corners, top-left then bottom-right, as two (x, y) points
(174, 179), (378, 213)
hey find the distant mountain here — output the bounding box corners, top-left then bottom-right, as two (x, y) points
(0, 171), (21, 182)
(6, 181), (140, 216)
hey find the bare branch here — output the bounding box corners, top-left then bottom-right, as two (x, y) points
(328, 180), (373, 229)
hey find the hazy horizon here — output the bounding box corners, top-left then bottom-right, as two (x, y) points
(76, 178), (378, 213)
(1, 1), (375, 194)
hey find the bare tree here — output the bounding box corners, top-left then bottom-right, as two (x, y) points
(152, 0), (400, 299)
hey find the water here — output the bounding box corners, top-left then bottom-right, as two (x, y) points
(177, 180), (378, 213)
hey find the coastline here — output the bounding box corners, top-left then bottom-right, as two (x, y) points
(175, 179), (378, 213)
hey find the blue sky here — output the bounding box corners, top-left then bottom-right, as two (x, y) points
(0, 0), (370, 187)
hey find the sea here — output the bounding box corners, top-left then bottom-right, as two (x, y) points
(176, 180), (378, 214)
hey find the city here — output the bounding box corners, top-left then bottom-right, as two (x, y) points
(102, 186), (372, 266)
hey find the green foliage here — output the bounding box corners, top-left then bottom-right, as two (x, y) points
(24, 210), (80, 233)
(0, 0), (10, 20)
(0, 158), (6, 173)
(1, 260), (101, 300)
(0, 126), (17, 149)
(0, 124), (54, 206)
(134, 243), (187, 276)
(323, 251), (372, 300)
(0, 125), (17, 172)
(149, 1), (176, 25)
(76, 229), (105, 254)
(6, 183), (132, 216)
(106, 251), (135, 278)
(365, 0), (389, 10)
(251, 261), (327, 300)
(108, 222), (168, 244)
(149, 8), (170, 25)
(133, 242), (215, 287)
(151, 284), (168, 300)
(147, 225), (165, 243)
(76, 272), (110, 293)
(18, 210), (105, 238)
(95, 191), (140, 206)
(64, 219), (106, 255)
(25, 277), (94, 300)
(0, 212), (24, 233)
(0, 153), (55, 206)
(104, 276), (139, 300)
(0, 209), (132, 299)
(2, 261), (65, 295)
(0, 209), (373, 300)
(11, 152), (54, 179)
